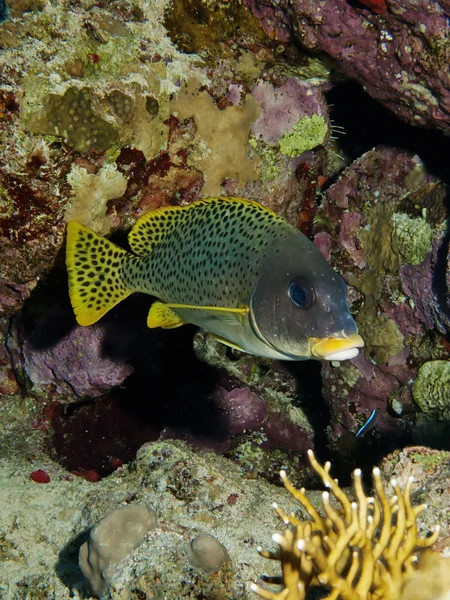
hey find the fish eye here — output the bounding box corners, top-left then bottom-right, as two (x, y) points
(288, 278), (315, 309)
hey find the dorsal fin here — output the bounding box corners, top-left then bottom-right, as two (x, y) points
(128, 204), (185, 256)
(128, 197), (281, 256)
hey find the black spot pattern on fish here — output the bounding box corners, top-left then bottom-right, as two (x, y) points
(122, 197), (295, 307)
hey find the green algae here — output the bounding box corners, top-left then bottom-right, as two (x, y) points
(411, 450), (450, 471)
(412, 360), (450, 420)
(427, 32), (450, 70)
(336, 364), (361, 388)
(279, 114), (328, 157)
(249, 137), (282, 182)
(358, 314), (404, 364)
(358, 203), (399, 274)
(392, 212), (432, 265)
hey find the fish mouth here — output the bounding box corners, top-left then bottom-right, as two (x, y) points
(309, 333), (364, 361)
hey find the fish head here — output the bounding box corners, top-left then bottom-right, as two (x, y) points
(249, 234), (364, 361)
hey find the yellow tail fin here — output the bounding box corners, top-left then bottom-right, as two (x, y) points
(66, 221), (132, 326)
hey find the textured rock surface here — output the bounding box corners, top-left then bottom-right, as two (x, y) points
(245, 0), (450, 132)
(381, 446), (450, 552)
(0, 410), (311, 600)
(19, 321), (134, 399)
(79, 504), (157, 597)
(0, 399), (448, 600)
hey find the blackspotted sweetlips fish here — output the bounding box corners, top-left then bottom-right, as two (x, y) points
(66, 197), (363, 361)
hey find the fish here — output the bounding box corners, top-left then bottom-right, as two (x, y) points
(66, 197), (364, 361)
(355, 409), (378, 438)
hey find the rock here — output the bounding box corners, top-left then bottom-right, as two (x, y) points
(184, 534), (227, 572)
(245, 0), (450, 133)
(79, 504), (157, 598)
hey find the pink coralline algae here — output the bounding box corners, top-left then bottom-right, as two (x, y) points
(263, 410), (313, 453)
(215, 387), (267, 436)
(400, 238), (450, 335)
(338, 212), (366, 269)
(313, 232), (332, 261)
(251, 79), (328, 144)
(245, 0), (450, 133)
(17, 322), (134, 399)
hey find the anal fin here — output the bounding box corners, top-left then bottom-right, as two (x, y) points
(147, 302), (186, 329)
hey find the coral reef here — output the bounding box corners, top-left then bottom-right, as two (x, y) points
(65, 163), (128, 235)
(1, 0), (450, 596)
(313, 146), (449, 446)
(252, 450), (444, 600)
(278, 114), (328, 158)
(251, 79), (328, 147)
(28, 87), (118, 153)
(171, 80), (260, 195)
(164, 0), (268, 58)
(392, 213), (433, 266)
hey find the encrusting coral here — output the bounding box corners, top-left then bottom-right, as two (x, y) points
(252, 449), (442, 600)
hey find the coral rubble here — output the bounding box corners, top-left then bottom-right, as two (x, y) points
(252, 450), (444, 600)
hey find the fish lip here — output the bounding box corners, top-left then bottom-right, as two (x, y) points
(309, 333), (364, 361)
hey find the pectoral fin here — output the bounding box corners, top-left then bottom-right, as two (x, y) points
(147, 302), (186, 329)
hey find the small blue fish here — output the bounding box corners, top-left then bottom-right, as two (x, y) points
(355, 409), (378, 438)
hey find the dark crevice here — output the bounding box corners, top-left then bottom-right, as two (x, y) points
(326, 81), (450, 185)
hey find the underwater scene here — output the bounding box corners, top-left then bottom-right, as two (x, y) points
(1, 0), (450, 598)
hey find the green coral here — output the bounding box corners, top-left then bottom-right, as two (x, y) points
(392, 212), (432, 265)
(412, 360), (450, 420)
(279, 114), (328, 157)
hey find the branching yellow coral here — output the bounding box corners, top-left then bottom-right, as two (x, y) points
(252, 449), (441, 600)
